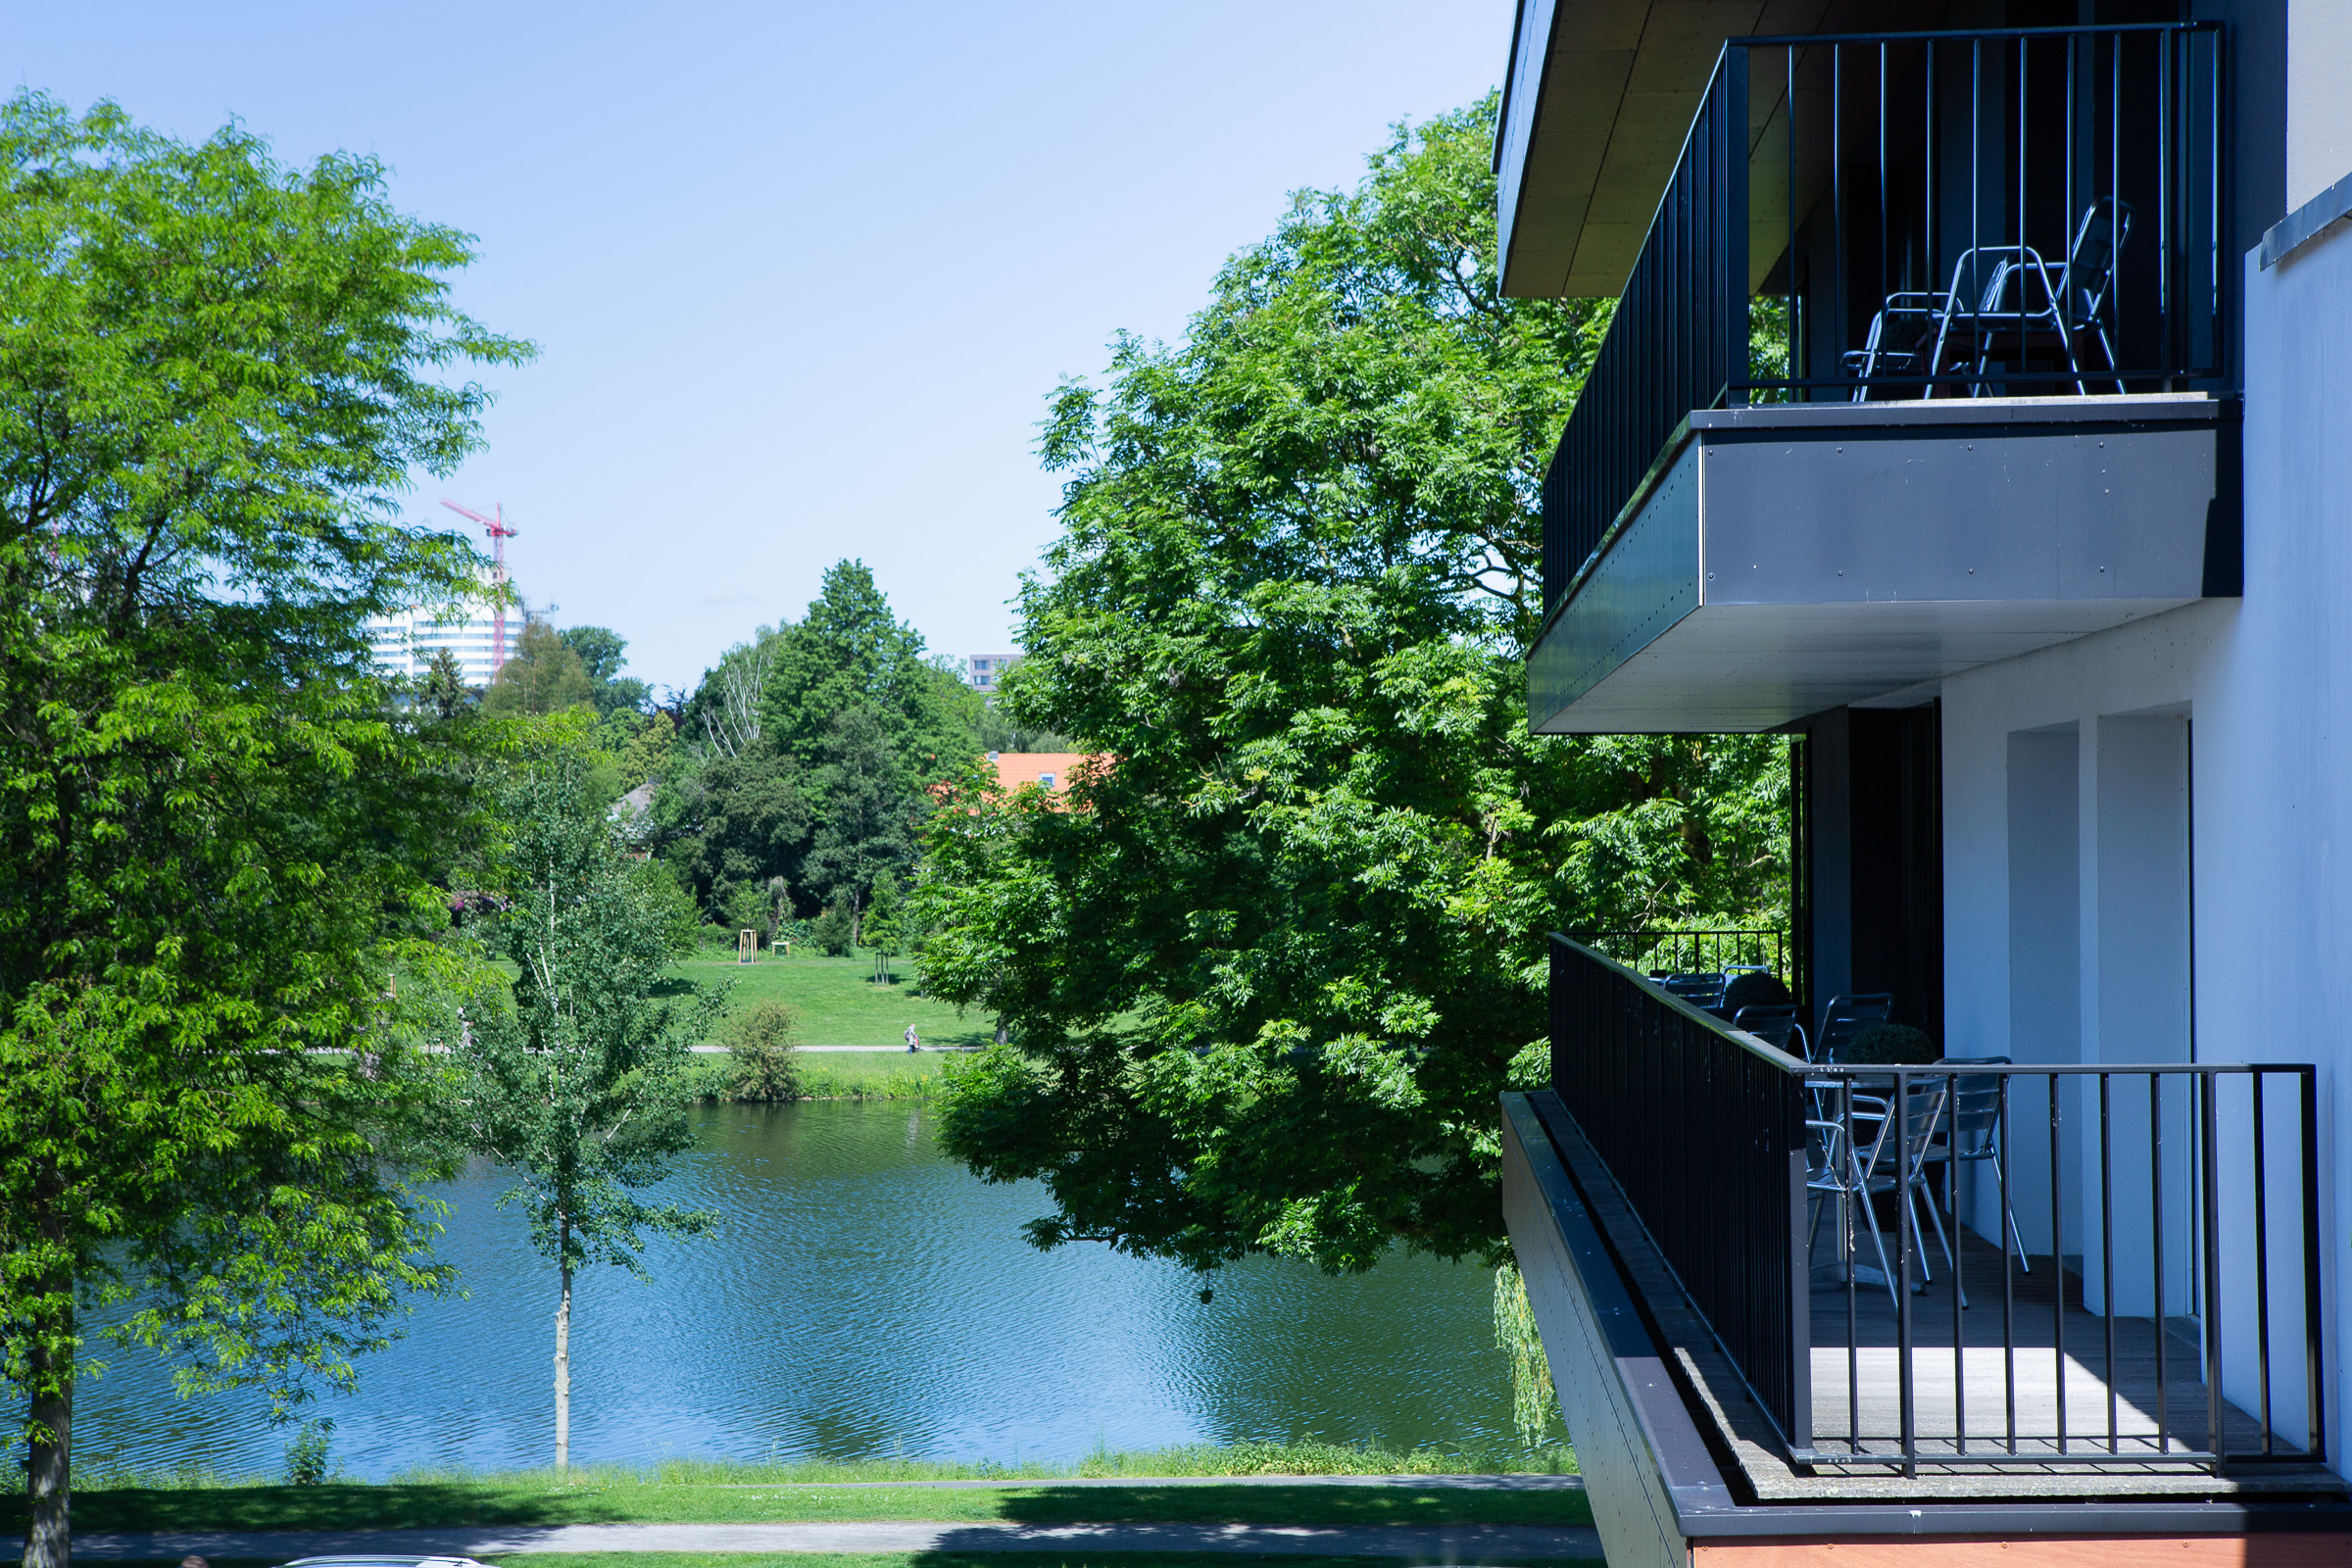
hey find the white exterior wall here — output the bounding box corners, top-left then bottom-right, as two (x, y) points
(2289, 0), (2352, 209)
(1939, 225), (2352, 1476)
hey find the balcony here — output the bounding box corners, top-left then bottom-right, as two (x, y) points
(1501, 938), (2344, 1557)
(1520, 23), (2237, 734)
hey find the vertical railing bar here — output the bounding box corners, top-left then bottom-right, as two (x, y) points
(2199, 1072), (2225, 1471)
(2152, 1073), (2169, 1456)
(2050, 1073), (2067, 1457)
(1847, 1077), (1861, 1456)
(2159, 26), (2173, 375)
(2001, 1069), (2017, 1454)
(2111, 31), (2122, 389)
(2252, 1071), (2274, 1456)
(1971, 36), (1983, 397)
(2298, 1065), (2325, 1463)
(1788, 43), (1798, 397)
(2017, 31), (2027, 396)
(1897, 1067), (1916, 1477)
(1878, 38), (1888, 344)
(1834, 44), (1845, 370)
(2065, 31), (2077, 353)
(1949, 1069), (1966, 1455)
(1927, 36), (1937, 364)
(2101, 1072), (2118, 1452)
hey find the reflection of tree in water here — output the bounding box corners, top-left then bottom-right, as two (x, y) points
(55, 1103), (1511, 1477)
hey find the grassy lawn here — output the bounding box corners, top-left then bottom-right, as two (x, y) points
(677, 950), (993, 1049)
(18, 1478), (1592, 1535)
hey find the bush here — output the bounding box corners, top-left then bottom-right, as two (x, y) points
(728, 1001), (803, 1101)
(283, 1418), (334, 1486)
(1724, 970), (1793, 1013)
(807, 897), (856, 956)
(1841, 1021), (1937, 1066)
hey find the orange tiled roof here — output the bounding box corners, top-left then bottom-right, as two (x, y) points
(986, 752), (1090, 791)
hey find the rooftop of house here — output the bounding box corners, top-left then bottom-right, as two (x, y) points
(985, 752), (1089, 791)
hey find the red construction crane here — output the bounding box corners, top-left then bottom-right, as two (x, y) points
(439, 499), (520, 668)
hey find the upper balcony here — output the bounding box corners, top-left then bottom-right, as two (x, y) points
(1507, 19), (2237, 733)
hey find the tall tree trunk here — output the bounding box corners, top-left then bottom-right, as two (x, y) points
(554, 1219), (572, 1472)
(23, 1293), (73, 1568)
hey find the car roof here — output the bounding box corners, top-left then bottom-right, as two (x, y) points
(279, 1557), (497, 1568)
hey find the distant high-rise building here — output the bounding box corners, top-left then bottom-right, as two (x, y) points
(365, 575), (517, 688)
(965, 652), (1022, 701)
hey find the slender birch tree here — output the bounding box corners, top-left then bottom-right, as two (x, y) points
(0, 92), (529, 1565)
(444, 736), (718, 1468)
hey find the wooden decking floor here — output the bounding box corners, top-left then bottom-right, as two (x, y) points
(1806, 1218), (2285, 1465)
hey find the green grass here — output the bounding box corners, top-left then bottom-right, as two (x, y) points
(683, 1044), (953, 1102)
(10, 1480), (1591, 1536)
(678, 950), (993, 1049)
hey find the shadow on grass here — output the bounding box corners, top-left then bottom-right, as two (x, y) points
(1, 1478), (1594, 1539)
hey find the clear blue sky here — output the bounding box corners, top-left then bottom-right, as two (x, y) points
(12, 1), (1515, 695)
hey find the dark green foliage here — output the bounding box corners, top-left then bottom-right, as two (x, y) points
(482, 619), (594, 716)
(804, 705), (923, 931)
(421, 647), (476, 718)
(1841, 1022), (1938, 1066)
(1724, 971), (1794, 1013)
(760, 561), (979, 784)
(0, 90), (530, 1562)
(560, 625), (653, 718)
(659, 748), (814, 922)
(808, 897), (858, 957)
(916, 98), (1788, 1275)
(726, 1002), (803, 1102)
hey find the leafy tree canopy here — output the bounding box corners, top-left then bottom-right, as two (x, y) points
(658, 745), (813, 922)
(802, 704), (922, 933)
(915, 98), (1787, 1279)
(559, 624), (653, 718)
(483, 618), (594, 716)
(760, 560), (978, 782)
(0, 91), (531, 1564)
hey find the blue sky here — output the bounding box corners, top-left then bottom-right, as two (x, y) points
(12, 1), (1514, 695)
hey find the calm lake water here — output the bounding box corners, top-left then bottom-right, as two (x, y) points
(66, 1101), (1517, 1480)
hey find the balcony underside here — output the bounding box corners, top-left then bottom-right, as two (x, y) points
(1528, 395), (2236, 734)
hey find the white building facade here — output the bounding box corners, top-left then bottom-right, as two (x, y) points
(364, 591), (511, 688)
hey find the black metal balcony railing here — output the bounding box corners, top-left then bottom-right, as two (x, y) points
(1541, 22), (2226, 616)
(1548, 935), (2326, 1476)
(1574, 928), (1788, 983)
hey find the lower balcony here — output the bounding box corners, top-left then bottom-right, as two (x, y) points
(1502, 937), (2349, 1562)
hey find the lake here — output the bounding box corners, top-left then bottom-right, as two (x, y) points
(64, 1100), (1520, 1481)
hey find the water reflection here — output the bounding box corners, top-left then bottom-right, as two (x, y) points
(63, 1102), (1514, 1479)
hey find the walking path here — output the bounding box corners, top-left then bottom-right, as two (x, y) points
(73, 1518), (1605, 1560)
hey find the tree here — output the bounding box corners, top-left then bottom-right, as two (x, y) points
(914, 99), (1787, 1280)
(421, 646), (476, 719)
(803, 705), (922, 942)
(0, 92), (529, 1565)
(760, 562), (978, 783)
(559, 625), (652, 718)
(483, 619), (595, 716)
(658, 746), (814, 923)
(442, 738), (719, 1470)
(680, 623), (786, 759)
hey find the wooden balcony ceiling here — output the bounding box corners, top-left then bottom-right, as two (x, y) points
(1498, 0), (1942, 298)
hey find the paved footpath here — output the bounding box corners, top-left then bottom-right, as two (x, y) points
(72, 1519), (1605, 1561)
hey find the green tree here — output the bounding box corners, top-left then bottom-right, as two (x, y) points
(483, 619), (595, 716)
(658, 747), (814, 923)
(420, 646), (476, 719)
(915, 99), (1786, 1280)
(803, 705), (922, 941)
(441, 739), (719, 1470)
(760, 562), (978, 783)
(560, 624), (652, 718)
(0, 92), (530, 1564)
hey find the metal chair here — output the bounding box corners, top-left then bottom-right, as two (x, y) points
(1662, 972), (1728, 1010)
(1922, 1056), (2033, 1280)
(1848, 197), (2133, 400)
(1822, 1077), (1961, 1303)
(1732, 1004), (1805, 1059)
(1813, 993), (1894, 1064)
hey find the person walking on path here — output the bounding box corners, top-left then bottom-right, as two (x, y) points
(905, 1024), (919, 1053)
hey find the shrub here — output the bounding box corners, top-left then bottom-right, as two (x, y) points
(728, 1001), (804, 1101)
(1842, 1021), (1937, 1066)
(283, 1418), (334, 1486)
(1723, 970), (1793, 1013)
(807, 897), (856, 956)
